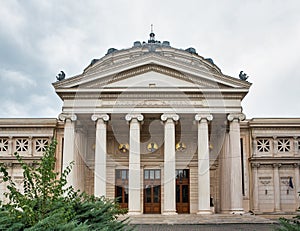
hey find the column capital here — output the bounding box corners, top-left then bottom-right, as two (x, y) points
(273, 163), (282, 168)
(227, 113), (245, 122)
(161, 113), (179, 122)
(91, 114), (109, 122)
(293, 163), (300, 168)
(58, 113), (77, 122)
(251, 163), (260, 168)
(125, 113), (144, 122)
(195, 114), (213, 122)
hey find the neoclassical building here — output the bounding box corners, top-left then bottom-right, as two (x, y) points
(0, 32), (299, 215)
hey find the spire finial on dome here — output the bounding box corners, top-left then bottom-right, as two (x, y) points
(149, 24), (155, 43)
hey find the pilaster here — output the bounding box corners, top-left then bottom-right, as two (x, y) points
(273, 163), (281, 212)
(251, 163), (260, 213)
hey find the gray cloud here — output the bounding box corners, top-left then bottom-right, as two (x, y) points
(0, 0), (299, 118)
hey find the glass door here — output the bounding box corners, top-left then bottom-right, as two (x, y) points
(144, 169), (161, 214)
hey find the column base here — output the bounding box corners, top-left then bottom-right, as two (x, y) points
(127, 211), (142, 215)
(220, 209), (244, 214)
(162, 211), (178, 215)
(197, 210), (213, 215)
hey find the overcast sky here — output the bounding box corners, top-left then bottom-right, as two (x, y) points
(0, 0), (300, 119)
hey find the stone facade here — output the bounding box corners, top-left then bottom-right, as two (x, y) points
(0, 35), (299, 215)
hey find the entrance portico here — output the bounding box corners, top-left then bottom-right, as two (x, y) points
(58, 111), (245, 214)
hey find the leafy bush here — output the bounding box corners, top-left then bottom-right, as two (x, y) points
(0, 140), (131, 231)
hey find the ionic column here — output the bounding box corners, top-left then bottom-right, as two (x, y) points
(195, 114), (213, 214)
(161, 113), (179, 215)
(59, 113), (77, 189)
(227, 113), (245, 213)
(91, 114), (109, 197)
(125, 113), (144, 215)
(273, 163), (281, 212)
(251, 163), (260, 213)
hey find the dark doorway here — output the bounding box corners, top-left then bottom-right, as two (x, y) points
(176, 169), (190, 213)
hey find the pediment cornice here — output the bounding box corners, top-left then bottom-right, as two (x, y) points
(53, 52), (251, 90)
(82, 64), (220, 89)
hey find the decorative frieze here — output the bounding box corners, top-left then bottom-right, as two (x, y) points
(0, 138), (8, 153)
(35, 138), (49, 153)
(257, 139), (270, 153)
(15, 138), (29, 152)
(259, 177), (272, 185)
(278, 138), (291, 153)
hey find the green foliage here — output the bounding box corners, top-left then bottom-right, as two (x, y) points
(276, 217), (300, 231)
(0, 140), (131, 231)
(276, 191), (300, 231)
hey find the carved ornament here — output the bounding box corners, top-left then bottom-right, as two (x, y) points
(91, 114), (110, 122)
(125, 113), (144, 122)
(195, 114), (213, 122)
(227, 113), (245, 122)
(58, 113), (77, 122)
(161, 113), (179, 122)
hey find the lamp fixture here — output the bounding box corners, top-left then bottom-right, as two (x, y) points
(147, 142), (158, 153)
(118, 143), (129, 153)
(175, 141), (186, 152)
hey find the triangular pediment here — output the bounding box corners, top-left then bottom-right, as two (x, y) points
(53, 52), (251, 100)
(81, 64), (223, 89)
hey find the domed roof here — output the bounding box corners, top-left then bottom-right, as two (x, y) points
(83, 34), (221, 75)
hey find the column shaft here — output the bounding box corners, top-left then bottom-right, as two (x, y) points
(126, 114), (143, 215)
(92, 114), (109, 197)
(161, 113), (179, 215)
(195, 114), (213, 214)
(227, 113), (245, 213)
(59, 113), (77, 189)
